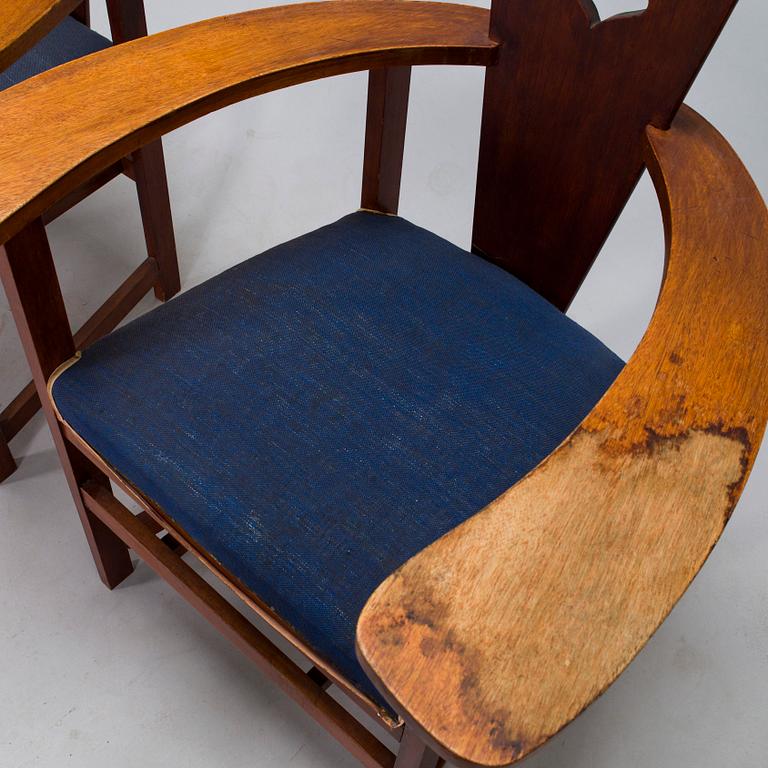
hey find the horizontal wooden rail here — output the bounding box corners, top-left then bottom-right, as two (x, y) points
(81, 482), (396, 768)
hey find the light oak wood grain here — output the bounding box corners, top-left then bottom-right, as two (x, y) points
(0, 0), (81, 72)
(0, 1), (495, 245)
(356, 105), (768, 767)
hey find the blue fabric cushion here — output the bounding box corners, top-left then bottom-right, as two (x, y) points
(0, 16), (111, 91)
(51, 212), (623, 711)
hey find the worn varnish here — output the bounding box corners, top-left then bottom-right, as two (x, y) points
(357, 106), (768, 767)
(0, 2), (495, 245)
(0, 0), (81, 71)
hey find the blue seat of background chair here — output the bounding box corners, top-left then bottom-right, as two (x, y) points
(0, 16), (111, 91)
(51, 211), (624, 711)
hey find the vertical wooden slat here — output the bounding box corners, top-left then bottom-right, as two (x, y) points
(361, 66), (412, 215)
(105, 0), (181, 302)
(0, 220), (133, 587)
(105, 0), (147, 42)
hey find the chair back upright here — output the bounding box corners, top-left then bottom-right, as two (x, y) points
(473, 0), (739, 310)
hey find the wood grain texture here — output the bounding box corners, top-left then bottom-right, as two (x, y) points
(473, 0), (737, 310)
(357, 106), (768, 767)
(0, 1), (495, 246)
(0, 0), (81, 72)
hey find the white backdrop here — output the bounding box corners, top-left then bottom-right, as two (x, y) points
(0, 2), (766, 766)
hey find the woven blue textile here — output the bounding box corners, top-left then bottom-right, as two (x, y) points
(0, 16), (110, 91)
(52, 212), (623, 709)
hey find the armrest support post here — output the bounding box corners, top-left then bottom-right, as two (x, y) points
(106, 0), (148, 44)
(362, 66), (412, 215)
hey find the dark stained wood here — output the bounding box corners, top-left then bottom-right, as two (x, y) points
(0, 3), (763, 766)
(362, 66), (412, 214)
(105, 0), (147, 43)
(0, 0), (179, 479)
(41, 162), (124, 224)
(0, 257), (158, 445)
(358, 105), (768, 767)
(70, 1), (89, 26)
(307, 665), (332, 691)
(473, 0), (739, 310)
(0, 220), (134, 588)
(0, 382), (38, 444)
(81, 482), (397, 768)
(71, 256), (158, 349)
(0, 2), (495, 245)
(132, 142), (181, 300)
(104, 0), (181, 301)
(61, 414), (405, 737)
(394, 728), (440, 768)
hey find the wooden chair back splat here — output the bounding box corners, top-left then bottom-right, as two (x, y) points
(471, 0), (738, 310)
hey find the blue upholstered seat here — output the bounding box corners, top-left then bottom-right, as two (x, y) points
(51, 212), (623, 710)
(0, 16), (111, 91)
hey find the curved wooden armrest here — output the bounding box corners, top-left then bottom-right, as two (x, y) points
(0, 1), (494, 245)
(0, 0), (82, 73)
(356, 105), (768, 768)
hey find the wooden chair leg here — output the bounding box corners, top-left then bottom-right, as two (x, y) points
(70, 1), (90, 25)
(0, 220), (133, 588)
(132, 139), (181, 302)
(0, 432), (16, 481)
(395, 727), (441, 768)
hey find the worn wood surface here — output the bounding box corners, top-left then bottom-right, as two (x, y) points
(0, 2), (494, 246)
(0, 0), (81, 72)
(473, 0), (738, 310)
(357, 106), (768, 767)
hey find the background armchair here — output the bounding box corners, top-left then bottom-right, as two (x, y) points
(0, 0), (179, 481)
(0, 2), (765, 767)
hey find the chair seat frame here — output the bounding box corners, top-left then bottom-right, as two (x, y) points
(0, 3), (765, 767)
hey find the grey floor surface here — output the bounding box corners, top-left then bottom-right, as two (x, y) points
(1, 1), (766, 766)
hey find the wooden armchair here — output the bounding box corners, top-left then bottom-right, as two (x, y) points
(0, 2), (765, 766)
(0, 0), (179, 481)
